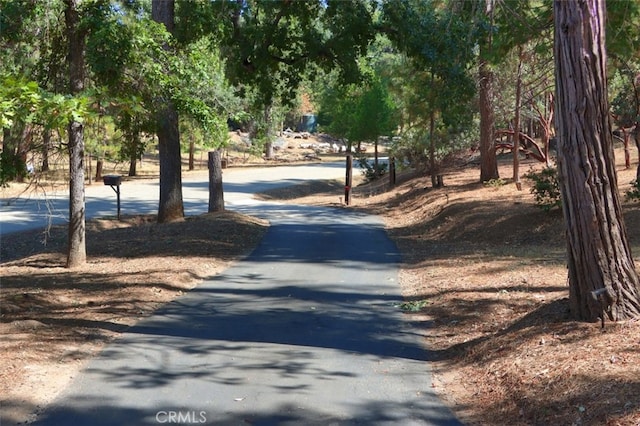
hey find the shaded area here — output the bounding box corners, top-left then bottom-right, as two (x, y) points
(30, 206), (460, 425)
(1, 210), (267, 263)
(32, 397), (462, 426)
(256, 178), (345, 201)
(388, 197), (567, 264)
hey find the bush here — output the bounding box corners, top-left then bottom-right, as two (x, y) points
(483, 178), (506, 189)
(625, 179), (640, 202)
(357, 156), (387, 182)
(524, 167), (562, 212)
(0, 150), (27, 186)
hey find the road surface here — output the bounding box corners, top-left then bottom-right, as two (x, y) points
(0, 161), (345, 236)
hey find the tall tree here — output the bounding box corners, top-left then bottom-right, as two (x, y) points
(64, 0), (87, 268)
(478, 0), (499, 182)
(152, 0), (184, 223)
(554, 0), (640, 321)
(382, 1), (476, 184)
(221, 0), (376, 145)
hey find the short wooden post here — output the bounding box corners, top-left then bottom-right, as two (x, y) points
(389, 156), (396, 187)
(345, 154), (353, 205)
(208, 150), (225, 212)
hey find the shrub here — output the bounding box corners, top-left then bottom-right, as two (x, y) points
(357, 156), (387, 182)
(483, 178), (506, 189)
(625, 179), (640, 202)
(524, 167), (562, 212)
(0, 151), (27, 186)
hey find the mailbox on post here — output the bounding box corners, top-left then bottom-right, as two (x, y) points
(103, 175), (122, 220)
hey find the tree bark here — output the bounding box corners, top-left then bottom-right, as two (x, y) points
(429, 107), (440, 188)
(263, 104), (274, 159)
(636, 126), (640, 181)
(512, 47), (524, 190)
(554, 0), (640, 321)
(208, 150), (225, 212)
(152, 0), (184, 223)
(128, 132), (140, 177)
(64, 0), (86, 268)
(128, 153), (137, 176)
(156, 104), (184, 222)
(95, 159), (103, 181)
(42, 129), (51, 172)
(189, 139), (195, 171)
(478, 0), (499, 182)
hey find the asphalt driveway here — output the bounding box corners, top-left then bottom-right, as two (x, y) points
(31, 202), (461, 425)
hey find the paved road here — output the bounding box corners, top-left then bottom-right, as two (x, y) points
(11, 162), (460, 425)
(0, 162), (346, 236)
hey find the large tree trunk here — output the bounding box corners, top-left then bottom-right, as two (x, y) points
(64, 0), (86, 268)
(128, 153), (137, 177)
(128, 132), (140, 177)
(208, 150), (225, 212)
(152, 0), (184, 223)
(478, 0), (499, 182)
(156, 103), (184, 223)
(554, 0), (640, 321)
(95, 159), (103, 181)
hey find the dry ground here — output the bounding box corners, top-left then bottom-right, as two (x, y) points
(2, 142), (640, 425)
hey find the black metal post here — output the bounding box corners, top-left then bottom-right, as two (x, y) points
(345, 154), (353, 205)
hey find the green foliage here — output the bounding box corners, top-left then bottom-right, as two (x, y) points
(221, 0), (376, 107)
(483, 178), (506, 189)
(316, 73), (358, 140)
(172, 37), (233, 147)
(0, 150), (27, 186)
(610, 64), (640, 128)
(606, 0), (640, 62)
(317, 66), (397, 146)
(0, 75), (41, 128)
(85, 6), (233, 153)
(0, 74), (91, 131)
(85, 4), (134, 87)
(357, 156), (387, 182)
(397, 299), (430, 312)
(524, 167), (562, 212)
(625, 179), (640, 202)
(0, 0), (41, 43)
(353, 76), (397, 141)
(174, 0), (223, 46)
(382, 0), (477, 122)
(485, 0), (553, 63)
(380, 1), (477, 171)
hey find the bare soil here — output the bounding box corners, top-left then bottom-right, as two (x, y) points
(2, 142), (640, 425)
